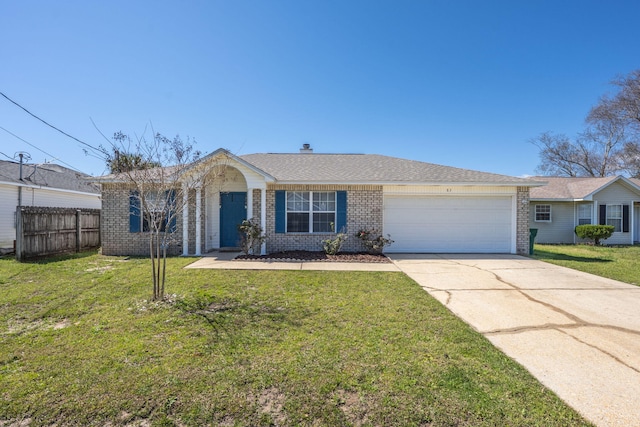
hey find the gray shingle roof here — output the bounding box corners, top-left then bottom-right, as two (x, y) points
(0, 160), (100, 194)
(239, 153), (535, 185)
(529, 176), (630, 200)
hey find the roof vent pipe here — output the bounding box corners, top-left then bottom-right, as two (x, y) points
(300, 143), (313, 154)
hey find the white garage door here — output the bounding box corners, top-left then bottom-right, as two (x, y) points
(383, 195), (513, 253)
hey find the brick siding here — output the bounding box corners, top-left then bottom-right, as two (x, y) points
(101, 183), (183, 256)
(265, 185), (383, 253)
(103, 182), (531, 256)
(516, 186), (530, 255)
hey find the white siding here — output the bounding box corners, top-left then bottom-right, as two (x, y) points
(384, 185), (517, 195)
(20, 187), (101, 209)
(0, 185), (18, 249)
(205, 167), (248, 251)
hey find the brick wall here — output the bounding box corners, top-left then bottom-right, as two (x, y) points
(516, 186), (530, 255)
(264, 185), (383, 253)
(103, 182), (529, 256)
(101, 183), (183, 256)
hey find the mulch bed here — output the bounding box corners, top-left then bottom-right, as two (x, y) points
(235, 250), (391, 263)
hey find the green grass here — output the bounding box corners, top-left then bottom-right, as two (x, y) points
(533, 244), (640, 286)
(0, 252), (592, 426)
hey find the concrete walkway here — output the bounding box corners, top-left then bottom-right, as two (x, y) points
(389, 254), (640, 427)
(184, 251), (400, 272)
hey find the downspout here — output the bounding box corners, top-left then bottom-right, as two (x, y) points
(18, 153), (24, 207)
(573, 201), (576, 244)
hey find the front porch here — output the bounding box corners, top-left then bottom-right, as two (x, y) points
(181, 152), (272, 256)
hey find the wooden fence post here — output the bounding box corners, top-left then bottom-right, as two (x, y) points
(76, 209), (81, 252)
(15, 208), (23, 261)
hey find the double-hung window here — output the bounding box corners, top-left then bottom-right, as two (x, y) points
(577, 204), (592, 225)
(606, 204), (623, 232)
(535, 204), (551, 222)
(286, 191), (336, 233)
(129, 190), (176, 233)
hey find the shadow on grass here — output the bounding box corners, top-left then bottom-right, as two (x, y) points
(174, 294), (302, 345)
(17, 249), (99, 264)
(534, 249), (611, 263)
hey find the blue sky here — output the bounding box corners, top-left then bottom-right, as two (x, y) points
(2, 0), (639, 177)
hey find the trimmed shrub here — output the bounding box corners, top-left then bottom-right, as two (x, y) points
(237, 218), (266, 255)
(322, 225), (348, 255)
(355, 229), (394, 254)
(574, 224), (615, 245)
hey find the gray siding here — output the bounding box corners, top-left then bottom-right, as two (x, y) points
(530, 202), (575, 244)
(594, 182), (638, 245)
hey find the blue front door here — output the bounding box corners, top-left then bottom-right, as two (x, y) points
(220, 192), (247, 247)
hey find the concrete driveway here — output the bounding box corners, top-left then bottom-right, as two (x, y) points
(389, 254), (640, 427)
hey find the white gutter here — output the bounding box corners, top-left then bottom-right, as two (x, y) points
(271, 180), (546, 187)
(0, 180), (101, 198)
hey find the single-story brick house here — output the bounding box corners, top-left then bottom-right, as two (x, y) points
(98, 146), (542, 256)
(529, 175), (640, 245)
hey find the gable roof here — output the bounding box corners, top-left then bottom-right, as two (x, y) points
(94, 149), (542, 186)
(529, 176), (640, 201)
(0, 160), (100, 194)
(239, 153), (539, 186)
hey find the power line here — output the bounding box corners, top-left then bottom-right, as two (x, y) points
(0, 126), (83, 172)
(0, 90), (105, 156)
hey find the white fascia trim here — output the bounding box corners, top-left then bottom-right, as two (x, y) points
(276, 180), (543, 187)
(530, 198), (591, 202)
(189, 148), (277, 182)
(0, 181), (101, 198)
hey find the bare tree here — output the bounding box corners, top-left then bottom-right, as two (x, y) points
(108, 130), (226, 300)
(589, 69), (640, 132)
(588, 70), (640, 177)
(533, 69), (640, 177)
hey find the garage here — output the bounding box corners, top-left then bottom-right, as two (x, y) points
(383, 195), (514, 253)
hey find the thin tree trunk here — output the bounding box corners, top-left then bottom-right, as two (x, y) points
(161, 236), (167, 299)
(155, 233), (161, 300)
(150, 234), (157, 300)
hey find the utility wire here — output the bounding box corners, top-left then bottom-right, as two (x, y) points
(0, 126), (83, 172)
(0, 90), (105, 156)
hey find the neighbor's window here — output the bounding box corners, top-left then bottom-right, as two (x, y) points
(286, 191), (336, 233)
(606, 204), (623, 232)
(535, 204), (551, 222)
(577, 204), (592, 225)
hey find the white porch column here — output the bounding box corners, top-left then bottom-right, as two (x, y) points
(247, 188), (253, 220)
(260, 188), (267, 255)
(182, 184), (189, 256)
(195, 187), (202, 256)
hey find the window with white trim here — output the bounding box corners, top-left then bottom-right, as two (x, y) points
(286, 191), (336, 233)
(606, 204), (623, 232)
(577, 204), (592, 225)
(535, 204), (551, 222)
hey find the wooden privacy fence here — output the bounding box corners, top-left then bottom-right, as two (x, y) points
(16, 207), (101, 261)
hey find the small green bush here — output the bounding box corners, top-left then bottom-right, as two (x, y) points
(322, 223), (347, 255)
(237, 218), (266, 254)
(355, 229), (394, 254)
(574, 224), (615, 245)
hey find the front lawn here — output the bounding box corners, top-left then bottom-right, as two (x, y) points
(0, 252), (591, 426)
(533, 244), (640, 286)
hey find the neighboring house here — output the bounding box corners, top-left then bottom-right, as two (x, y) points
(529, 176), (640, 245)
(97, 146), (543, 256)
(0, 160), (102, 254)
